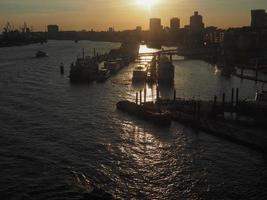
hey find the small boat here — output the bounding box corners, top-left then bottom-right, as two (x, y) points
(97, 68), (111, 82)
(132, 65), (147, 82)
(255, 91), (267, 102)
(36, 50), (48, 58)
(104, 61), (120, 74)
(117, 100), (171, 126)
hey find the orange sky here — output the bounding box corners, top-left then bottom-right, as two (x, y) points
(0, 0), (266, 31)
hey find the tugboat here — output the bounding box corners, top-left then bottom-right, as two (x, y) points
(97, 68), (111, 82)
(132, 65), (147, 82)
(117, 100), (171, 126)
(36, 50), (48, 58)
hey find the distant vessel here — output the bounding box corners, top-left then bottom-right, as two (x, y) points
(36, 50), (48, 58)
(132, 65), (147, 82)
(97, 68), (111, 82)
(157, 56), (174, 85)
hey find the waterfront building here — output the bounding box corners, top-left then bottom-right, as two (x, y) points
(170, 18), (180, 31)
(189, 11), (205, 47)
(190, 11), (204, 33)
(251, 9), (266, 29)
(149, 18), (163, 44)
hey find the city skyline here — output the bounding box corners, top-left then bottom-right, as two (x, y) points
(0, 0), (267, 31)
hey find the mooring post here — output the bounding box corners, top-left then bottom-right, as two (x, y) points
(231, 88), (234, 108)
(156, 86), (159, 102)
(173, 89), (176, 102)
(136, 92), (138, 104)
(60, 63), (64, 75)
(144, 87), (147, 103)
(222, 93), (225, 109)
(140, 90), (142, 105)
(236, 88), (239, 109)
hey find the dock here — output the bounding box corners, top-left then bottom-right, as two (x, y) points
(117, 87), (267, 153)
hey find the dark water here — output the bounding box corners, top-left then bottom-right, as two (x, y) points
(0, 41), (267, 200)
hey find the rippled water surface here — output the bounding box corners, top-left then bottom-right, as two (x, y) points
(0, 41), (267, 200)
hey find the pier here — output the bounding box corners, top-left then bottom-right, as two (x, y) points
(118, 87), (267, 153)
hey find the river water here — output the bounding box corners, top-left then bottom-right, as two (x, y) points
(0, 40), (267, 200)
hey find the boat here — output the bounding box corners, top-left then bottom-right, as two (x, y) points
(117, 100), (171, 126)
(36, 50), (48, 58)
(255, 91), (267, 102)
(69, 56), (99, 83)
(132, 65), (147, 82)
(97, 68), (111, 82)
(157, 56), (174, 85)
(104, 61), (120, 74)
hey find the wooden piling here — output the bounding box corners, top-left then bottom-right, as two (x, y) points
(156, 86), (159, 101)
(140, 90), (142, 105)
(136, 92), (138, 104)
(236, 88), (239, 108)
(144, 87), (147, 103)
(60, 63), (64, 75)
(173, 89), (176, 101)
(231, 88), (234, 108)
(222, 93), (225, 108)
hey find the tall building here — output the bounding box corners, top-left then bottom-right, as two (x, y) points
(190, 11), (204, 33)
(251, 9), (266, 29)
(149, 18), (162, 33)
(47, 25), (59, 34)
(170, 18), (180, 30)
(149, 18), (163, 42)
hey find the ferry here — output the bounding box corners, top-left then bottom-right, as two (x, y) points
(36, 50), (48, 58)
(132, 65), (147, 82)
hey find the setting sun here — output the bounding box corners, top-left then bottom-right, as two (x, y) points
(137, 0), (157, 9)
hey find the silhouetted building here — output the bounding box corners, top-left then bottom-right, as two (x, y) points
(170, 18), (180, 30)
(190, 11), (204, 33)
(251, 9), (266, 29)
(149, 18), (163, 47)
(204, 26), (224, 46)
(189, 11), (205, 47)
(47, 25), (59, 34)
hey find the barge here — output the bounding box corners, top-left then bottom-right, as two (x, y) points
(117, 100), (171, 126)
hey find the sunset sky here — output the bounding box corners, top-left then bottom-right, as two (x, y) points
(0, 0), (266, 31)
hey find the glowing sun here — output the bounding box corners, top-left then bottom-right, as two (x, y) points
(137, 0), (157, 9)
